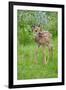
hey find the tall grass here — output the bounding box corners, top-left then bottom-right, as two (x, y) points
(17, 38), (58, 80)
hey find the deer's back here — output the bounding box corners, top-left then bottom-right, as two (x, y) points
(35, 31), (52, 45)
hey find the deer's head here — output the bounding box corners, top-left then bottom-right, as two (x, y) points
(32, 25), (42, 34)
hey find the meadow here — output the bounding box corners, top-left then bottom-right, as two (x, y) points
(17, 38), (58, 80)
(17, 10), (58, 80)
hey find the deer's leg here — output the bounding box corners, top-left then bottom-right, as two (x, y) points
(34, 46), (38, 64)
(42, 46), (47, 64)
(48, 43), (53, 61)
(51, 44), (53, 60)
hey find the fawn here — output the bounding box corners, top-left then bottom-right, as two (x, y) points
(32, 25), (53, 64)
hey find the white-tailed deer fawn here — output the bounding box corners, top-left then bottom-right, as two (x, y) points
(32, 25), (53, 64)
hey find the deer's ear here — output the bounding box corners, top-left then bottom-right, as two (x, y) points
(32, 25), (35, 28)
(32, 25), (35, 31)
(38, 24), (40, 27)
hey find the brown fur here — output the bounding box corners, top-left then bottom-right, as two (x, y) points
(32, 25), (53, 64)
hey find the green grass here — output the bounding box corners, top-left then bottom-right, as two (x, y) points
(17, 38), (58, 80)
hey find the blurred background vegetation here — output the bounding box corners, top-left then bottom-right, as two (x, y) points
(17, 10), (58, 80)
(17, 10), (58, 46)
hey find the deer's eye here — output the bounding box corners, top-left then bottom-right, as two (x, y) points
(35, 30), (37, 32)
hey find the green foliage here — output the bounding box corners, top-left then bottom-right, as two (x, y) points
(45, 12), (58, 37)
(17, 10), (58, 79)
(17, 10), (58, 45)
(17, 38), (58, 79)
